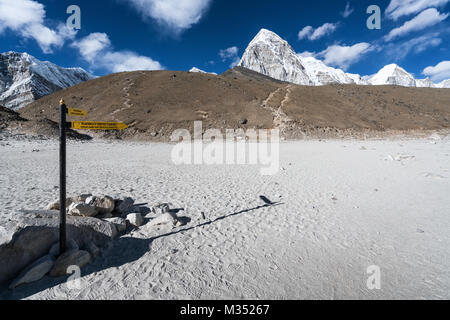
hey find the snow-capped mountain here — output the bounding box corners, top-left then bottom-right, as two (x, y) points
(298, 55), (367, 85)
(238, 29), (312, 85)
(416, 78), (436, 88)
(189, 67), (217, 75)
(438, 79), (450, 88)
(238, 29), (370, 86)
(0, 52), (94, 110)
(239, 29), (449, 88)
(368, 64), (416, 87)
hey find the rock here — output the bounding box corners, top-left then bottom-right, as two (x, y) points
(104, 217), (127, 233)
(49, 239), (79, 257)
(73, 194), (93, 203)
(46, 194), (93, 211)
(147, 212), (178, 227)
(92, 196), (115, 214)
(152, 203), (171, 215)
(68, 202), (98, 217)
(126, 213), (143, 227)
(117, 197), (134, 214)
(0, 210), (117, 285)
(46, 201), (60, 211)
(85, 196), (96, 205)
(98, 212), (113, 219)
(50, 250), (91, 277)
(9, 255), (55, 289)
(86, 242), (100, 257)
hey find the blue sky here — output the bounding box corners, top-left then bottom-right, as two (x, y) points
(1, 0), (449, 81)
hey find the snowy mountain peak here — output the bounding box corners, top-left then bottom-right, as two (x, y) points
(368, 64), (416, 87)
(250, 28), (284, 44)
(238, 29), (312, 85)
(239, 28), (366, 86)
(238, 29), (450, 88)
(0, 51), (94, 110)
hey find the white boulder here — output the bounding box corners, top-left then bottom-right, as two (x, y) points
(126, 213), (143, 227)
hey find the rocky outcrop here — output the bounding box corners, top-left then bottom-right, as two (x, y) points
(0, 210), (117, 285)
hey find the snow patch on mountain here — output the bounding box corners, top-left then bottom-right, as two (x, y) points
(189, 67), (217, 75)
(0, 52), (94, 110)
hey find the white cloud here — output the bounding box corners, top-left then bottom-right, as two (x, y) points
(385, 0), (450, 20)
(317, 43), (374, 70)
(219, 46), (240, 68)
(123, 0), (212, 34)
(103, 51), (163, 73)
(385, 33), (442, 60)
(341, 2), (354, 18)
(71, 33), (112, 63)
(298, 26), (313, 40)
(219, 46), (238, 59)
(384, 8), (448, 41)
(73, 33), (163, 73)
(298, 23), (338, 41)
(423, 60), (450, 81)
(0, 0), (76, 53)
(297, 51), (315, 58)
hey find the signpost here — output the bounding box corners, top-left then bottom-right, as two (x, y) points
(67, 108), (88, 116)
(70, 121), (128, 130)
(58, 100), (128, 254)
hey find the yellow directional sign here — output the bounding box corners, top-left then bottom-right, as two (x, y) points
(70, 121), (128, 130)
(67, 108), (87, 116)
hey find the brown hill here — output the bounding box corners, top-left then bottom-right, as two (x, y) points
(1, 105), (90, 140)
(19, 67), (450, 140)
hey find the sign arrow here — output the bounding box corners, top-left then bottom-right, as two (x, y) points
(70, 121), (128, 130)
(67, 108), (87, 116)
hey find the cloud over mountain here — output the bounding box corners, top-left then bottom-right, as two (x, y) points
(0, 0), (76, 53)
(123, 0), (212, 34)
(298, 23), (338, 41)
(384, 8), (449, 41)
(423, 60), (450, 81)
(317, 43), (374, 70)
(72, 32), (163, 73)
(385, 0), (450, 20)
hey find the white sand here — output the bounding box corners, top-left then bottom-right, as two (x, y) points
(0, 136), (449, 299)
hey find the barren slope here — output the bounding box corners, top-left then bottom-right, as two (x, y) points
(20, 68), (450, 140)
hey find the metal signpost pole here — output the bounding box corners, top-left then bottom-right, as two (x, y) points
(59, 99), (67, 255)
(57, 100), (126, 255)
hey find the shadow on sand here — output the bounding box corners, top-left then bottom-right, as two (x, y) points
(1, 202), (283, 299)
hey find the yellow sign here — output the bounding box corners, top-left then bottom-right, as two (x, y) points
(70, 121), (128, 130)
(67, 108), (88, 116)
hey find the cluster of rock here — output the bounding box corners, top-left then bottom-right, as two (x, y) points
(1, 195), (186, 289)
